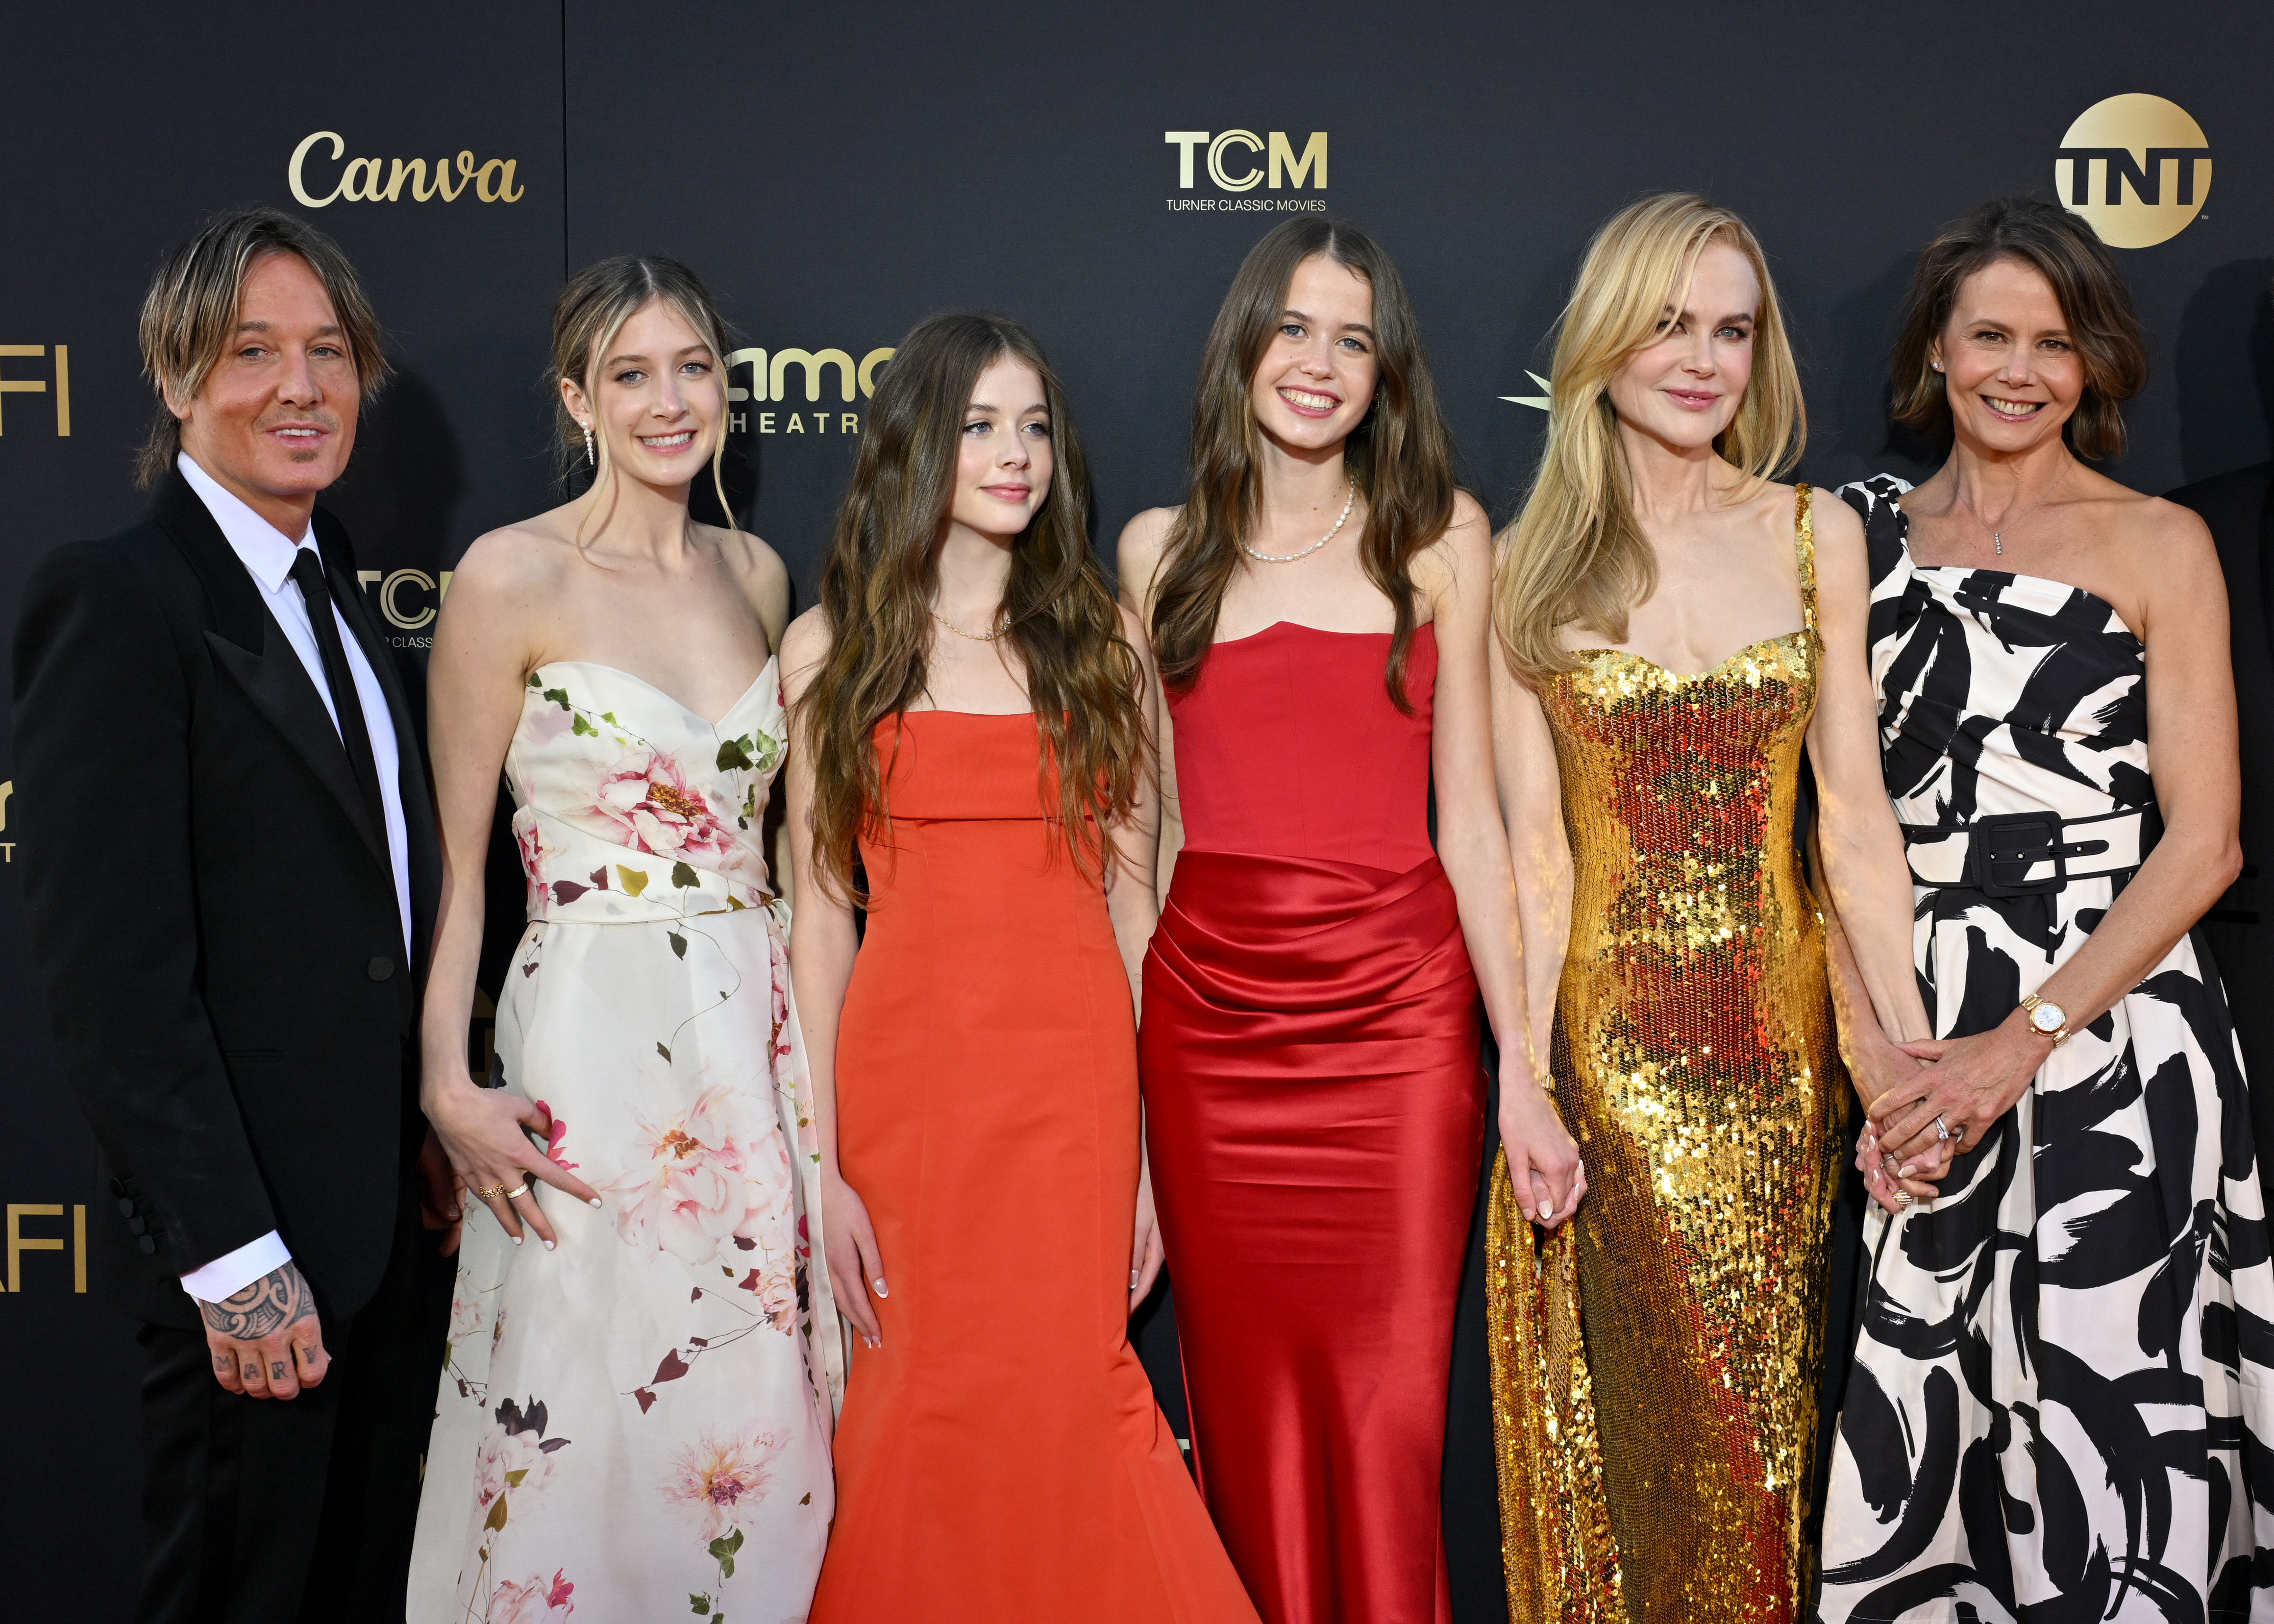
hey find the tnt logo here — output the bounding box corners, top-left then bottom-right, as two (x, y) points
(1165, 131), (1327, 192)
(2055, 94), (2211, 249)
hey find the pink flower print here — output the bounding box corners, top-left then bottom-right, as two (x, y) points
(533, 1101), (580, 1172)
(471, 1397), (568, 1517)
(660, 1419), (789, 1543)
(447, 1282), (488, 1348)
(488, 1570), (575, 1622)
(606, 1076), (797, 1283)
(573, 745), (743, 873)
(512, 813), (563, 910)
(523, 696), (575, 746)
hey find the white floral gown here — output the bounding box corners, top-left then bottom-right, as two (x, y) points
(410, 660), (842, 1624)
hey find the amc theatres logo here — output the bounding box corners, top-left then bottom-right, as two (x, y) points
(1163, 130), (1329, 215)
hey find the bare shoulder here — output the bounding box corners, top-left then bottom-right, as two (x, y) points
(1414, 489), (1494, 602)
(1113, 600), (1160, 673)
(778, 605), (833, 703)
(446, 516), (577, 608)
(1804, 479), (1868, 571)
(1115, 505), (1182, 605)
(709, 523), (792, 612)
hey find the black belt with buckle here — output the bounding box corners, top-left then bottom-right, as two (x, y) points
(1899, 805), (2160, 898)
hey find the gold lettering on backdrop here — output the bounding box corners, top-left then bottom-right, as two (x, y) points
(4, 1204), (78, 1294)
(0, 344), (49, 434)
(858, 348), (894, 396)
(1166, 131), (1329, 192)
(772, 349), (856, 403)
(380, 568), (438, 631)
(727, 348), (768, 403)
(1269, 131), (1327, 189)
(339, 157), (385, 203)
(0, 776), (12, 864)
(289, 130), (346, 206)
(287, 133), (519, 206)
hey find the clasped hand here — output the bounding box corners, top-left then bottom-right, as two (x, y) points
(423, 1070), (602, 1250)
(1854, 1013), (2044, 1216)
(1501, 1062), (1585, 1229)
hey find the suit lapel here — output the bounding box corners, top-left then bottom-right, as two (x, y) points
(153, 471), (391, 872)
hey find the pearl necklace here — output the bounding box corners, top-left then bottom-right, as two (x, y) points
(1237, 478), (1356, 564)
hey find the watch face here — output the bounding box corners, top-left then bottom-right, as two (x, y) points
(2030, 1001), (2066, 1033)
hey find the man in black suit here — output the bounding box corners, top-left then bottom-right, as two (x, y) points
(12, 208), (444, 1623)
(2168, 456), (2274, 1204)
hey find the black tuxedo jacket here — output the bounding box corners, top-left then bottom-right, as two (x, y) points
(2167, 462), (2274, 1197)
(12, 469), (441, 1329)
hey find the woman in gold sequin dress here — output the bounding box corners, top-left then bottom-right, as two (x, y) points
(1483, 195), (1933, 1623)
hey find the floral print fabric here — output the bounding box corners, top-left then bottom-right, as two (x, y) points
(411, 660), (840, 1624)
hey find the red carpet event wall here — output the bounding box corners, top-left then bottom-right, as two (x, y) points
(1, 1), (2268, 1608)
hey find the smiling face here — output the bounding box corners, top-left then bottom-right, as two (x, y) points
(172, 250), (360, 524)
(565, 296), (724, 487)
(1933, 256), (2084, 455)
(1605, 238), (1758, 454)
(947, 354), (1053, 542)
(1247, 253), (1378, 454)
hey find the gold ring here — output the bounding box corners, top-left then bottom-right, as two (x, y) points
(475, 1183), (510, 1202)
(504, 1184), (530, 1200)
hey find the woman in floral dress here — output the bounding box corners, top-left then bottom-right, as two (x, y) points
(407, 256), (840, 1624)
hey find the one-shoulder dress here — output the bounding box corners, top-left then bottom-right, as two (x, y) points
(410, 660), (842, 1624)
(1817, 476), (2274, 1623)
(808, 711), (1258, 1624)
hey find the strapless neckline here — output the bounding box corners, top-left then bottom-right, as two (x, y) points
(1210, 619), (1436, 649)
(533, 656), (778, 729)
(1565, 627), (1807, 684)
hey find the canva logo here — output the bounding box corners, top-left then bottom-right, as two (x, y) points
(2055, 95), (2211, 249)
(1164, 131), (1328, 214)
(0, 344), (71, 434)
(289, 132), (524, 207)
(722, 346), (893, 439)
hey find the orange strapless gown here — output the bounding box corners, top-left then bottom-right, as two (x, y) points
(808, 711), (1258, 1624)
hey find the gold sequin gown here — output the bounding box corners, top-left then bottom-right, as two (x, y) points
(1487, 487), (1847, 1624)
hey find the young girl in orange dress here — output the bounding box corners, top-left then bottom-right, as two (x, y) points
(786, 311), (1259, 1624)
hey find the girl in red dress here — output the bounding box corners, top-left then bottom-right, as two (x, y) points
(1120, 218), (1580, 1624)
(789, 313), (1257, 1624)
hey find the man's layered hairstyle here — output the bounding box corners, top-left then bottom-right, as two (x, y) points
(135, 206), (388, 486)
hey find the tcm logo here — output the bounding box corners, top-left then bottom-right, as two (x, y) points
(289, 131), (524, 207)
(0, 344), (71, 434)
(1165, 131), (1327, 192)
(722, 346), (893, 439)
(357, 568), (451, 635)
(2055, 94), (2210, 249)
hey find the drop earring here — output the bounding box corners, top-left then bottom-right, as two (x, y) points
(582, 423), (595, 465)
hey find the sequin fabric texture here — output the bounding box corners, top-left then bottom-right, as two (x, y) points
(1488, 488), (1846, 1624)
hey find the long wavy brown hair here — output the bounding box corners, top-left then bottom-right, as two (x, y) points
(798, 312), (1145, 907)
(1150, 217), (1458, 710)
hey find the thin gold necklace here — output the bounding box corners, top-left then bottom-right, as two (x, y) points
(930, 606), (1007, 643)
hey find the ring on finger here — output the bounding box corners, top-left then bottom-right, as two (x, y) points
(1933, 1114), (1953, 1142)
(474, 1183), (510, 1202)
(504, 1183), (530, 1200)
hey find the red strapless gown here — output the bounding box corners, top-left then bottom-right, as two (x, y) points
(1141, 622), (1486, 1624)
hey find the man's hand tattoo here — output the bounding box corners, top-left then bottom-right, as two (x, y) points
(196, 1261), (316, 1342)
(270, 1361), (288, 1380)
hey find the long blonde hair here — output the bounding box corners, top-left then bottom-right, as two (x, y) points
(1494, 193), (1803, 681)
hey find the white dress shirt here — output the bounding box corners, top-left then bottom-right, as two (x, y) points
(176, 452), (413, 1304)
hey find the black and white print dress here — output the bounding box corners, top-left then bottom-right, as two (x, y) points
(1816, 476), (2274, 1623)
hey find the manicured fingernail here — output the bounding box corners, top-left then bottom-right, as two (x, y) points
(1898, 1164), (1916, 1177)
(542, 1239), (555, 1251)
(511, 1235), (523, 1246)
(872, 1279), (888, 1297)
(588, 1198), (603, 1208)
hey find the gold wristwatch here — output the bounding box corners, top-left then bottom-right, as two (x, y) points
(2020, 993), (2070, 1047)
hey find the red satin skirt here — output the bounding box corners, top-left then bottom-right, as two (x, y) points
(1140, 851), (1485, 1624)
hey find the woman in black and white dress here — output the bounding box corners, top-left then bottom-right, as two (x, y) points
(1818, 197), (2274, 1621)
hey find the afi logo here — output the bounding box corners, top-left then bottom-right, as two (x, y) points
(0, 344), (70, 434)
(1164, 131), (1327, 192)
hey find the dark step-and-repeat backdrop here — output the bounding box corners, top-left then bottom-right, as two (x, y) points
(3, 2), (2267, 1610)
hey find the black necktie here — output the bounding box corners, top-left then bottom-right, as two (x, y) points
(288, 547), (393, 867)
